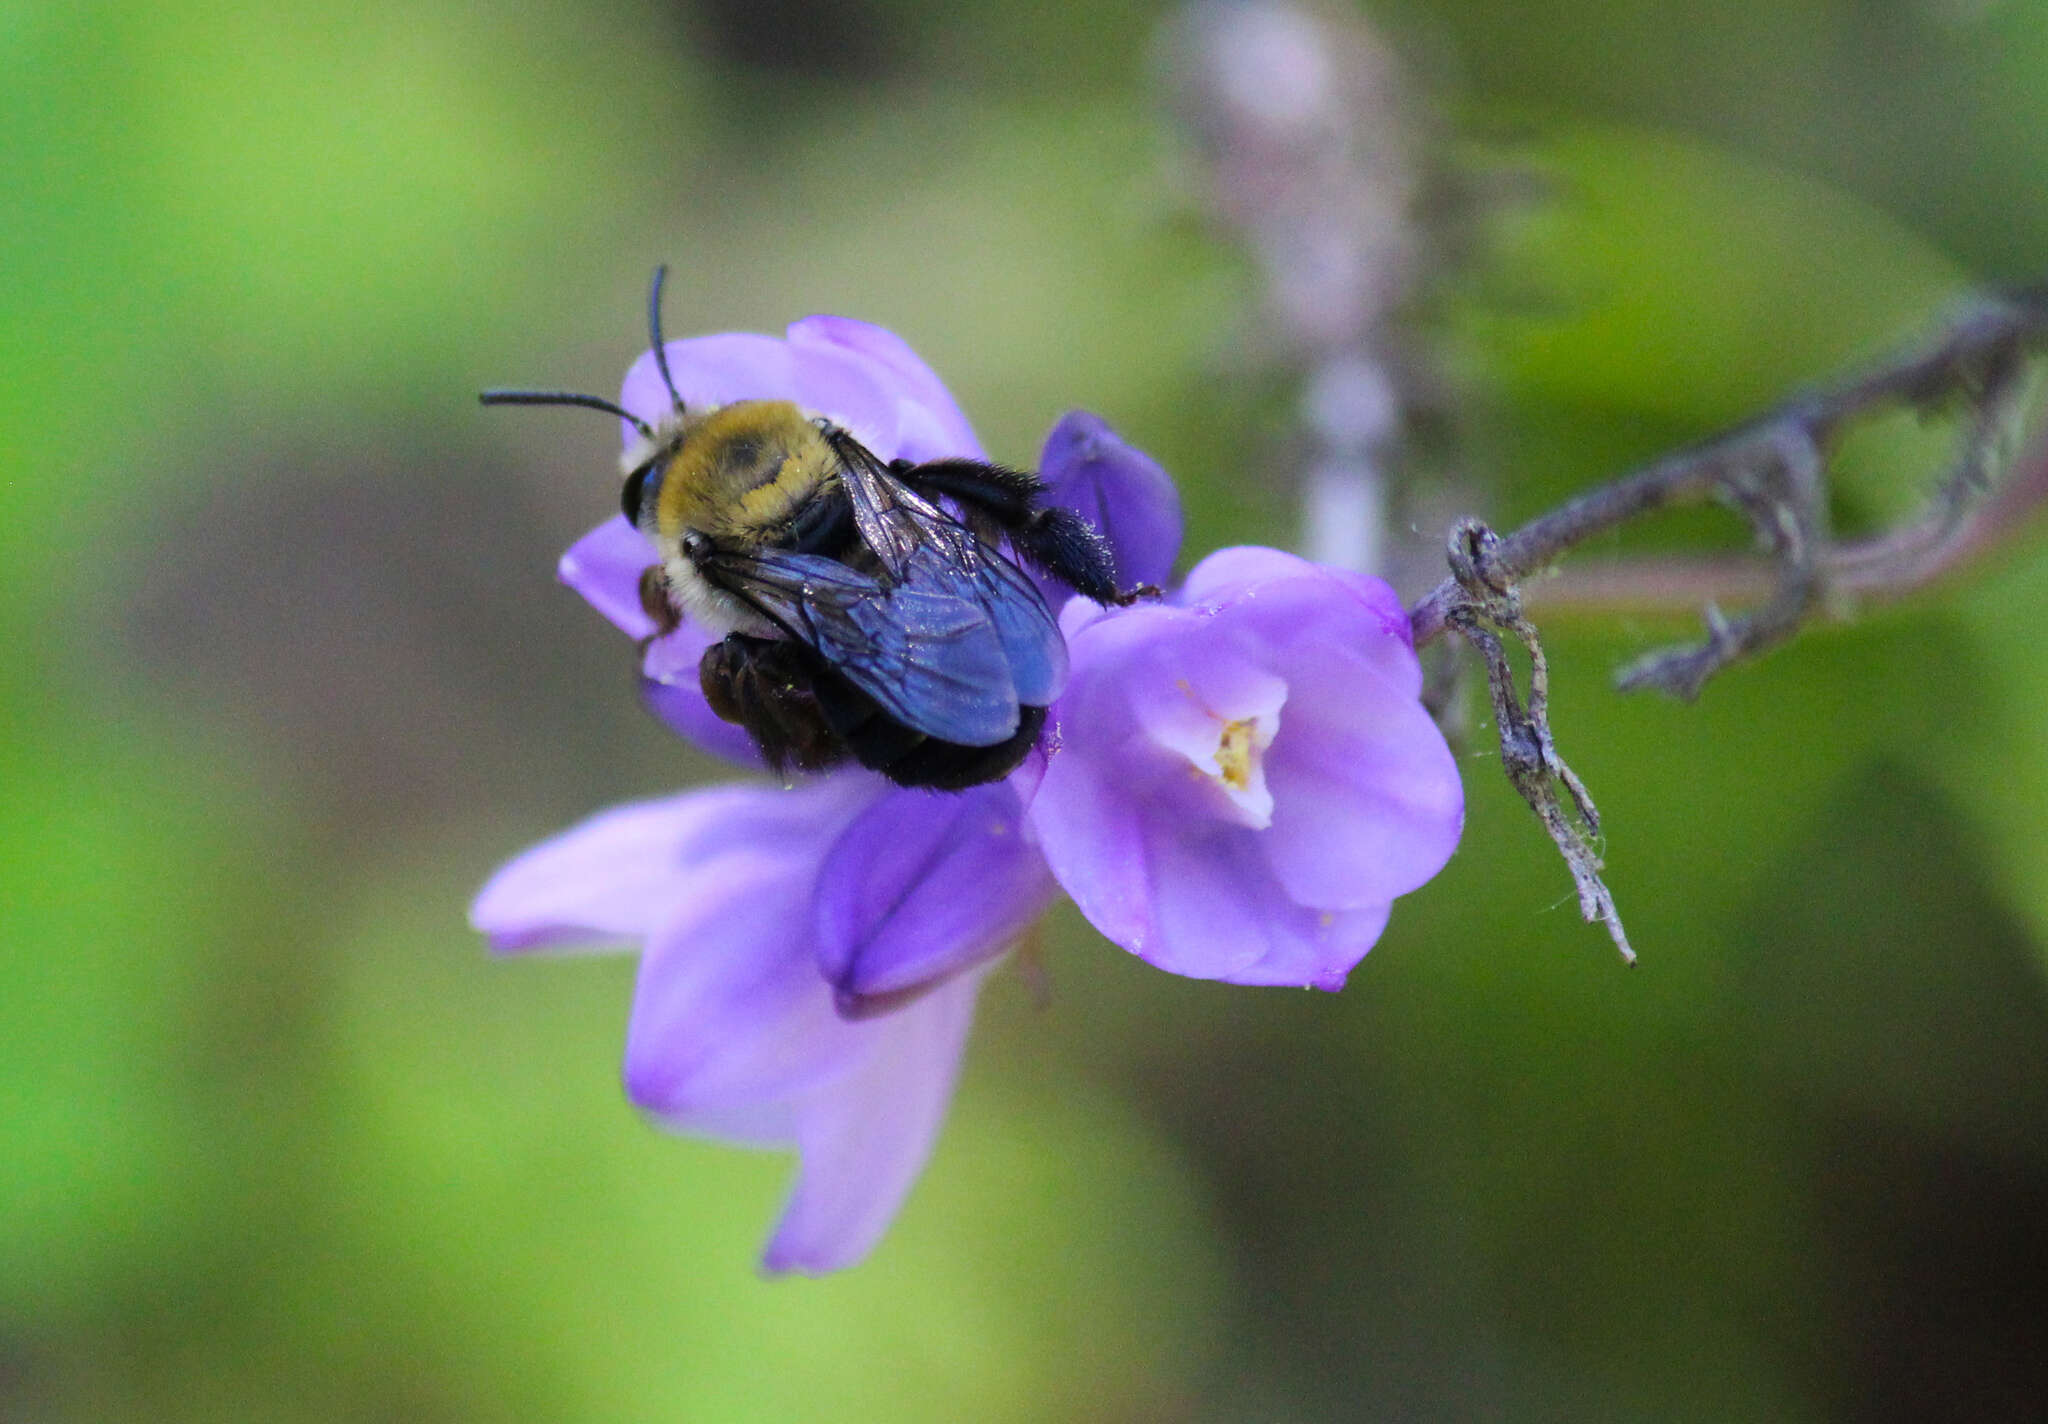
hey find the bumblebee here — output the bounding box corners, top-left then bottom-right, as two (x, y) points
(484, 269), (1141, 790)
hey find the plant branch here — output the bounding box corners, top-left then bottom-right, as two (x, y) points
(1411, 284), (2048, 958)
(1442, 520), (1635, 963)
(1412, 286), (2048, 652)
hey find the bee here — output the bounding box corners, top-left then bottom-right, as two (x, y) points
(483, 268), (1143, 790)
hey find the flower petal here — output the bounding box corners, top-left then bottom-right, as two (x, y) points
(559, 516), (659, 640)
(1032, 745), (1392, 986)
(1172, 544), (1322, 608)
(1028, 729), (1165, 958)
(1179, 547), (1420, 695)
(1029, 748), (1158, 957)
(761, 968), (986, 1275)
(619, 332), (799, 430)
(640, 674), (765, 770)
(1141, 817), (1391, 988)
(621, 780), (878, 1117)
(813, 782), (1054, 1013)
(472, 784), (826, 953)
(1261, 644), (1464, 908)
(1038, 412), (1183, 591)
(626, 866), (867, 1118)
(551, 520), (766, 766)
(788, 316), (985, 462)
(620, 329), (906, 459)
(1035, 548), (1459, 983)
(1171, 559), (1461, 907)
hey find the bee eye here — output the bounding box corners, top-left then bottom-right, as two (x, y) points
(621, 465), (650, 524)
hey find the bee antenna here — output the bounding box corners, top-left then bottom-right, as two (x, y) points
(479, 389), (655, 441)
(648, 264), (685, 415)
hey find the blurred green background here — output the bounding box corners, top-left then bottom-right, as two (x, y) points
(8, 0), (2048, 1418)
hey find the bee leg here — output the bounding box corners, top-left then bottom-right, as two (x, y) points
(703, 633), (1045, 791)
(697, 636), (748, 726)
(699, 634), (847, 774)
(892, 459), (1144, 605)
(758, 668), (844, 772)
(1011, 505), (1149, 606)
(638, 564), (681, 636)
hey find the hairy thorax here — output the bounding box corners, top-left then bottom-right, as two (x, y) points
(634, 400), (845, 639)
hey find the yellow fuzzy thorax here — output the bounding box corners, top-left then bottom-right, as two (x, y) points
(652, 400), (841, 541)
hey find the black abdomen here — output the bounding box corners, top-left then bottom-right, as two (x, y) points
(699, 633), (1045, 790)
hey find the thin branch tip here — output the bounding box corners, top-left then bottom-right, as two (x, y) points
(1411, 282), (2048, 961)
(1439, 519), (1634, 963)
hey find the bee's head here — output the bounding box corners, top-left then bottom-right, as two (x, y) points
(620, 445), (670, 529)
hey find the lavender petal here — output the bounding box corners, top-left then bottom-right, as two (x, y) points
(559, 516), (659, 640)
(760, 969), (985, 1275)
(619, 332), (802, 430)
(638, 621), (766, 768)
(813, 781), (1053, 1012)
(1034, 549), (1460, 984)
(621, 780), (878, 1117)
(1261, 646), (1464, 907)
(788, 316), (986, 463)
(471, 782), (848, 953)
(1142, 816), (1392, 988)
(1039, 412), (1184, 591)
(620, 329), (905, 459)
(640, 674), (766, 769)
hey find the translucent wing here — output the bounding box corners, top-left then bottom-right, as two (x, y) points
(697, 544), (1026, 747)
(824, 428), (1067, 707)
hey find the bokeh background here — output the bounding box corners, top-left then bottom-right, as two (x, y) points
(10, 0), (2048, 1418)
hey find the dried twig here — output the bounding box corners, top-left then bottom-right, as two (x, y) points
(1442, 520), (1634, 963)
(1413, 286), (2048, 958)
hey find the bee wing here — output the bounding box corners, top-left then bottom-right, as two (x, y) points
(826, 429), (1067, 707)
(943, 529), (1068, 708)
(699, 544), (1026, 747)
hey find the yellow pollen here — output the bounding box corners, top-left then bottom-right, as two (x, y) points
(1216, 718), (1258, 791)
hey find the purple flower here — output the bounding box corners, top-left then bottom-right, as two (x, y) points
(1030, 547), (1463, 988)
(475, 314), (1461, 1272)
(472, 774), (1042, 1274)
(481, 318), (1064, 1272)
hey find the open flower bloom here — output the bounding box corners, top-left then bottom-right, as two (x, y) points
(1031, 548), (1464, 988)
(472, 776), (1032, 1273)
(474, 316), (1460, 1272)
(479, 319), (1069, 1273)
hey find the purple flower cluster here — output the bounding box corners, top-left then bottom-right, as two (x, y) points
(472, 319), (1463, 1274)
